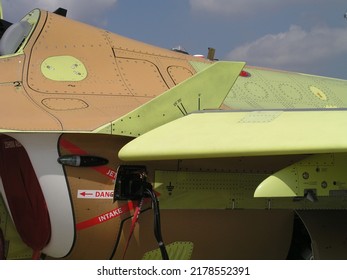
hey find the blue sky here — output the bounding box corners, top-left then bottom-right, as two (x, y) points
(2, 0), (347, 79)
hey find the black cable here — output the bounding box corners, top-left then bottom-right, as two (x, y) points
(144, 187), (169, 260)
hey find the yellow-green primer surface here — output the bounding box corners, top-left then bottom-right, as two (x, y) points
(119, 109), (347, 161)
(41, 56), (87, 81)
(105, 61), (245, 136)
(255, 153), (347, 198)
(0, 0), (3, 20)
(142, 241), (193, 260)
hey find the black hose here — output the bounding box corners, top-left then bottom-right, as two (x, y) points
(144, 187), (169, 260)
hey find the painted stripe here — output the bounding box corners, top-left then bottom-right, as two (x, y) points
(60, 138), (116, 180)
(76, 202), (137, 231)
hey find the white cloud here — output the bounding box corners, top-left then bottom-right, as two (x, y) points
(227, 25), (347, 73)
(189, 0), (346, 17)
(2, 0), (118, 26)
(189, 0), (283, 17)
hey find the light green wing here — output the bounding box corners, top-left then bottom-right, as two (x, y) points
(225, 66), (347, 110)
(119, 109), (347, 161)
(99, 61), (245, 136)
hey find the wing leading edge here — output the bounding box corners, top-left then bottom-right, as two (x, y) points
(118, 109), (347, 161)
